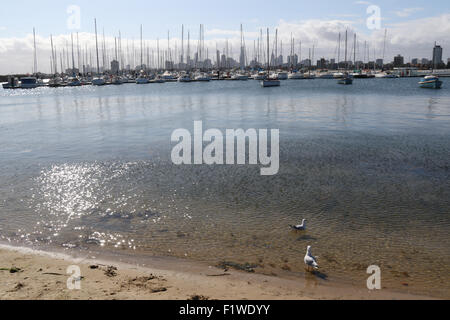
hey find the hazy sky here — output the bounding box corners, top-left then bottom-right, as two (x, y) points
(0, 0), (449, 73)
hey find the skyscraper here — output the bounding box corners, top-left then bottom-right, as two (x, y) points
(393, 54), (404, 67)
(432, 43), (443, 67)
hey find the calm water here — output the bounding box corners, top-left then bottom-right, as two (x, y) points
(1, 78), (449, 297)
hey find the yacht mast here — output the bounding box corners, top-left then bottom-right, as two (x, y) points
(33, 27), (37, 74)
(337, 32), (341, 69)
(181, 25), (184, 64)
(344, 29), (348, 70)
(50, 34), (56, 75)
(267, 28), (270, 75)
(140, 25), (143, 69)
(71, 33), (75, 75)
(382, 29), (387, 67)
(94, 19), (100, 75)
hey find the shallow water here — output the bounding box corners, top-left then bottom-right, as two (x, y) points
(0, 78), (449, 297)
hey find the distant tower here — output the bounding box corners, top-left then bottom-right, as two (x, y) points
(432, 42), (443, 68)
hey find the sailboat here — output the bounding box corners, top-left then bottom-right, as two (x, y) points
(136, 25), (149, 84)
(337, 30), (353, 85)
(261, 28), (280, 87)
(92, 19), (106, 86)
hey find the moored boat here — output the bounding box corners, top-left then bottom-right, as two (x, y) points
(92, 77), (106, 86)
(337, 73), (353, 85)
(2, 76), (20, 89)
(178, 74), (192, 82)
(19, 77), (39, 89)
(419, 75), (443, 89)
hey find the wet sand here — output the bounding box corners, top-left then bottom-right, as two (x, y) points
(0, 244), (434, 300)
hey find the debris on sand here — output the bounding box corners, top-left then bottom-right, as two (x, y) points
(8, 282), (25, 292)
(0, 267), (23, 274)
(216, 261), (259, 273)
(188, 295), (210, 301)
(104, 266), (118, 277)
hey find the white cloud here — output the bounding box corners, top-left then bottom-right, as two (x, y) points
(0, 13), (449, 74)
(394, 7), (424, 18)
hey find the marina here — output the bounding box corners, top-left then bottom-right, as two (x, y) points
(1, 0), (449, 302)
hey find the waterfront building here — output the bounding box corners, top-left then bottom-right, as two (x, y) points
(432, 43), (443, 66)
(393, 55), (404, 67)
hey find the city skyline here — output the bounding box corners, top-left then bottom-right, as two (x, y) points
(1, 0), (449, 74)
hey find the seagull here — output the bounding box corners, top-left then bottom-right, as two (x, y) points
(290, 219), (306, 231)
(304, 246), (319, 271)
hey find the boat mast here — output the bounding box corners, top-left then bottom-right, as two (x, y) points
(140, 25), (143, 70)
(337, 32), (341, 70)
(181, 24), (184, 65)
(157, 38), (160, 70)
(344, 29), (348, 71)
(382, 29), (387, 69)
(77, 32), (81, 73)
(94, 19), (100, 75)
(354, 33), (356, 69)
(267, 28), (270, 76)
(33, 27), (37, 74)
(71, 33), (75, 75)
(50, 34), (56, 75)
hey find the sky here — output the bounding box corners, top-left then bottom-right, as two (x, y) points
(0, 0), (449, 73)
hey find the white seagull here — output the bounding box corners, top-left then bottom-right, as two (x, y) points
(304, 246), (319, 271)
(290, 219), (307, 231)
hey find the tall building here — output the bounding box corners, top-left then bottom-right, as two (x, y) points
(393, 54), (404, 67)
(216, 50), (221, 68)
(411, 58), (418, 65)
(111, 60), (119, 74)
(432, 43), (443, 66)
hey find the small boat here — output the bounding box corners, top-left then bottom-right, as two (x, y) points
(288, 72), (304, 80)
(178, 74), (192, 82)
(92, 77), (106, 86)
(48, 77), (63, 87)
(161, 71), (177, 81)
(375, 72), (399, 78)
(136, 75), (149, 84)
(152, 76), (166, 83)
(111, 76), (123, 85)
(2, 76), (20, 89)
(195, 73), (211, 81)
(261, 78), (281, 87)
(231, 73), (249, 80)
(67, 77), (82, 87)
(337, 73), (353, 85)
(261, 28), (280, 88)
(252, 72), (266, 80)
(316, 72), (334, 79)
(277, 72), (288, 80)
(136, 77), (149, 84)
(419, 75), (442, 89)
(20, 77), (39, 89)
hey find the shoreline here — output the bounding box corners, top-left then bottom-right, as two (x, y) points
(0, 243), (436, 300)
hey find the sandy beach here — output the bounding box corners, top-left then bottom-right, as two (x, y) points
(0, 244), (435, 300)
